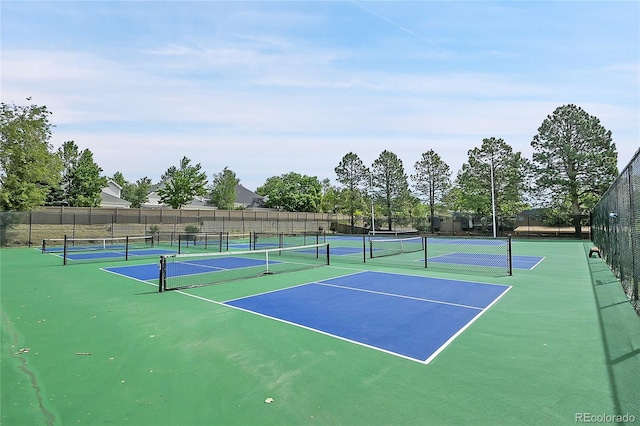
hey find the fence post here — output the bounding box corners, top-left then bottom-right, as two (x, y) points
(507, 234), (513, 276)
(28, 211), (32, 247)
(628, 163), (638, 303)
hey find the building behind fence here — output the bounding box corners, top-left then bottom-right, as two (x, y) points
(591, 147), (640, 315)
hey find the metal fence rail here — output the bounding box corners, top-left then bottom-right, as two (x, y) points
(0, 207), (345, 247)
(591, 148), (640, 315)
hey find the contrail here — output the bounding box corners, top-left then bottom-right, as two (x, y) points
(350, 1), (441, 50)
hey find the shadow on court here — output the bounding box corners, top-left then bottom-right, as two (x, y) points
(586, 242), (640, 420)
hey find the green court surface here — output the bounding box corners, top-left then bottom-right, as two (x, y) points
(1, 239), (639, 425)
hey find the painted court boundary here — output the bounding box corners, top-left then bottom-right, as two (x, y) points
(221, 271), (512, 364)
(100, 265), (511, 364)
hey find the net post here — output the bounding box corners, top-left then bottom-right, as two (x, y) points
(41, 239), (46, 253)
(125, 236), (130, 261)
(326, 243), (330, 266)
(63, 235), (68, 266)
(158, 256), (166, 292)
(424, 236), (428, 268)
(362, 235), (366, 263)
(507, 234), (513, 276)
(265, 251), (270, 274)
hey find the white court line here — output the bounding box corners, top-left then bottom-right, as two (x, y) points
(100, 267), (158, 288)
(105, 266), (511, 365)
(526, 256), (546, 270)
(316, 281), (485, 310)
(423, 285), (512, 364)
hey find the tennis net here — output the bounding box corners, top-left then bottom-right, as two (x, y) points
(332, 235), (512, 276)
(250, 232), (326, 250)
(44, 235), (155, 265)
(159, 242), (330, 292)
(367, 230), (419, 239)
(178, 232), (229, 253)
(369, 236), (426, 258)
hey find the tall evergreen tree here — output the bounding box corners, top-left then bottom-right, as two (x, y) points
(371, 150), (410, 231)
(531, 104), (618, 237)
(412, 150), (451, 233)
(334, 152), (369, 233)
(455, 137), (530, 233)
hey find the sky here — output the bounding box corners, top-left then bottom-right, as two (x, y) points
(2, 1), (639, 192)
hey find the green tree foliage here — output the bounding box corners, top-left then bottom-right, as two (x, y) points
(158, 156), (208, 209)
(256, 172), (322, 212)
(56, 141), (107, 207)
(334, 152), (370, 232)
(319, 178), (341, 214)
(111, 171), (127, 188)
(209, 167), (240, 210)
(531, 104), (618, 237)
(371, 150), (410, 231)
(126, 178), (152, 208)
(455, 137), (530, 229)
(111, 171), (152, 208)
(0, 99), (62, 210)
(412, 150), (451, 233)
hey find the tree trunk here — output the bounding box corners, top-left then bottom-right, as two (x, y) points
(572, 214), (582, 239)
(429, 204), (435, 234)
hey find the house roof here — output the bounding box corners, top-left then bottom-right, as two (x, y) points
(235, 184), (264, 207)
(100, 191), (131, 208)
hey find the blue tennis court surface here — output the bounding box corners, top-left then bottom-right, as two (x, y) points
(224, 271), (511, 363)
(429, 253), (544, 270)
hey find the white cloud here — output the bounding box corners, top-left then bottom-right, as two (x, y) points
(2, 1), (638, 192)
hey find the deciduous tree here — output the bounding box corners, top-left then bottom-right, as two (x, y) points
(111, 172), (151, 208)
(209, 167), (239, 210)
(56, 141), (107, 207)
(0, 99), (62, 210)
(257, 172), (322, 212)
(158, 156), (208, 209)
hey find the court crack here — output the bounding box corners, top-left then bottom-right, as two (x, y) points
(1, 309), (56, 426)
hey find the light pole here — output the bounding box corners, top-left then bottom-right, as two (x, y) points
(490, 154), (497, 238)
(370, 172), (375, 235)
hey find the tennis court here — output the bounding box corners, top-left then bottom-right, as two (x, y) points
(224, 271), (510, 363)
(2, 238), (639, 425)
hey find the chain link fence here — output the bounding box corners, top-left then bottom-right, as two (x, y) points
(0, 207), (346, 247)
(591, 148), (640, 315)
